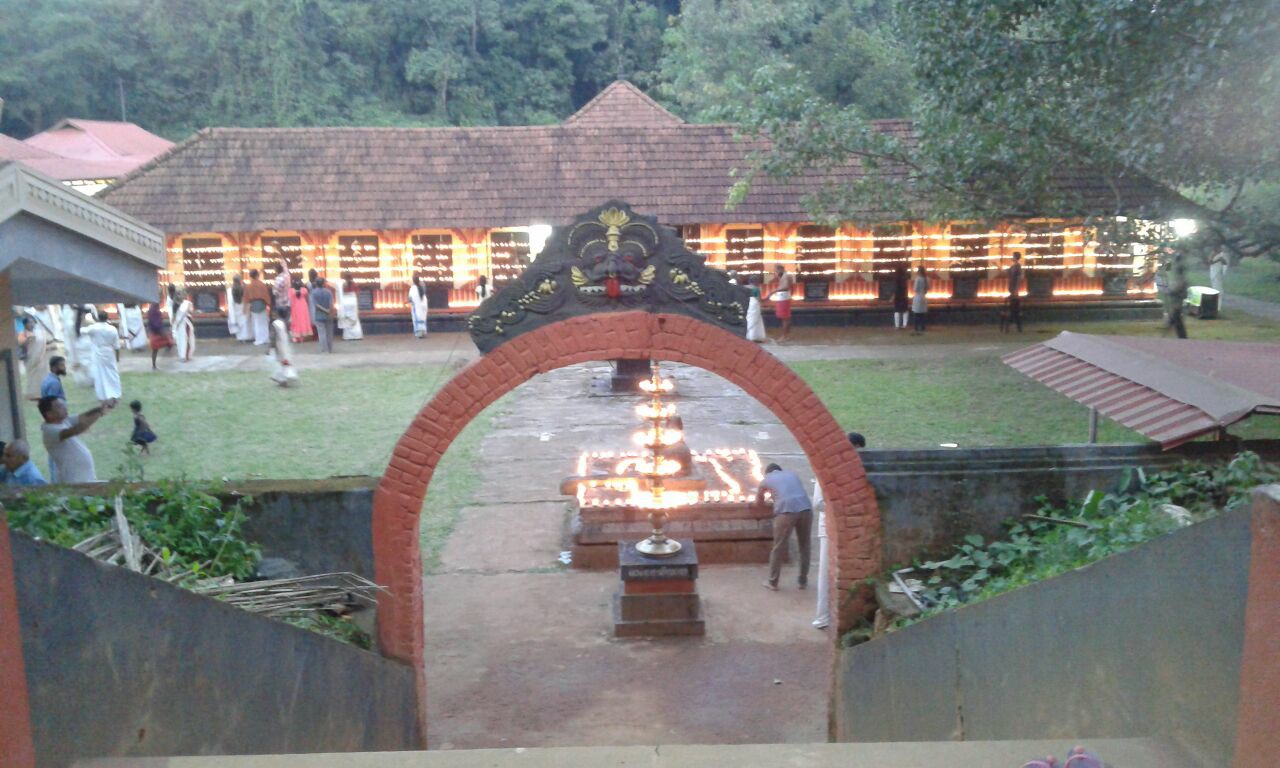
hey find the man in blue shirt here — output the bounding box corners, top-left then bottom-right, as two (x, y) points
(41, 355), (66, 400)
(0, 439), (47, 486)
(755, 462), (814, 591)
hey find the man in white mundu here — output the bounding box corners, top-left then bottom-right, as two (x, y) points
(242, 269), (272, 345)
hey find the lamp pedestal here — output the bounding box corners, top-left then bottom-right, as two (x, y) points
(613, 539), (704, 637)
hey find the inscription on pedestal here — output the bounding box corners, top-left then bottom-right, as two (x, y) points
(618, 540), (699, 581)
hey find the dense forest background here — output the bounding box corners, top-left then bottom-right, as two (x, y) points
(0, 0), (906, 139)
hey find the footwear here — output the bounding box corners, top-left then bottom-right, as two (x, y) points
(812, 620), (829, 630)
(763, 582), (779, 591)
(798, 582), (807, 590)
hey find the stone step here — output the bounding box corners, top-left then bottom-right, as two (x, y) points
(78, 737), (1203, 768)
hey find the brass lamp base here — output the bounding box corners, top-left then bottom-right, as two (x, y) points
(635, 535), (683, 558)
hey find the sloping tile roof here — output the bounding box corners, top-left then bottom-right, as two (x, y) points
(563, 80), (684, 127)
(100, 81), (1182, 233)
(0, 133), (122, 180)
(1004, 332), (1280, 448)
(22, 119), (174, 180)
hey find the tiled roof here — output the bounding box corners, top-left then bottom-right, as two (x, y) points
(101, 81), (1181, 233)
(0, 134), (121, 181)
(563, 80), (684, 127)
(22, 119), (174, 180)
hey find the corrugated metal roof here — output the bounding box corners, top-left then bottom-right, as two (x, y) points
(1003, 332), (1280, 448)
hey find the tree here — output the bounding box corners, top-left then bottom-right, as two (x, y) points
(658, 0), (913, 122)
(727, 0), (1280, 259)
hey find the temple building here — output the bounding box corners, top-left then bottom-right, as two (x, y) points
(99, 81), (1178, 325)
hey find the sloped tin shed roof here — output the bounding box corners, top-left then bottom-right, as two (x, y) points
(1003, 332), (1280, 448)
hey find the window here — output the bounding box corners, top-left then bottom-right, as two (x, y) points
(338, 235), (380, 285)
(725, 227), (764, 279)
(1025, 226), (1066, 272)
(676, 224), (702, 255)
(489, 231), (530, 287)
(261, 236), (303, 274)
(795, 225), (837, 281)
(411, 234), (454, 285)
(872, 224), (911, 275)
(180, 237), (224, 292)
(949, 223), (990, 278)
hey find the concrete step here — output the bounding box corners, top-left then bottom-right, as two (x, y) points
(79, 738), (1201, 768)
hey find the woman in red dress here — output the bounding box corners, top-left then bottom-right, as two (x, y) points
(288, 278), (313, 342)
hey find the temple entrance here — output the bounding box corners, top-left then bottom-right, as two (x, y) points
(420, 361), (831, 747)
(370, 203), (883, 743)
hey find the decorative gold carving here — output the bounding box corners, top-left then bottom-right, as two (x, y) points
(571, 266), (588, 286)
(599, 207), (630, 252)
(639, 265), (655, 285)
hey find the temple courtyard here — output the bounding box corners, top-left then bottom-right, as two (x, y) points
(15, 311), (1280, 749)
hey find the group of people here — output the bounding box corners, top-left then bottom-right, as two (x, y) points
(754, 431), (866, 630)
(10, 300), (163, 487)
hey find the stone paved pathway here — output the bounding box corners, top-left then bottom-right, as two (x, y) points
(1227, 294), (1280, 323)
(423, 363), (831, 749)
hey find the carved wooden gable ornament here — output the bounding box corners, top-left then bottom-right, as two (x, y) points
(468, 201), (750, 353)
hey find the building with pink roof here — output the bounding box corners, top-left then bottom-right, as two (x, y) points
(1, 119), (173, 195)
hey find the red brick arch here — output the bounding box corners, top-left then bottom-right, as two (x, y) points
(373, 310), (882, 741)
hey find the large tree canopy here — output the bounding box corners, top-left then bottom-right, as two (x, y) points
(727, 0), (1280, 258)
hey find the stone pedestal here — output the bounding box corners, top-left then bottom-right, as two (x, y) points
(613, 540), (705, 638)
(610, 358), (652, 393)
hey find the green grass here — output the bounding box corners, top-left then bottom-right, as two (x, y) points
(788, 311), (1280, 345)
(1187, 256), (1280, 304)
(793, 356), (1144, 448)
(23, 365), (494, 573)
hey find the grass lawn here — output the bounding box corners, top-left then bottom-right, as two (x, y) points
(795, 356), (1143, 448)
(788, 310), (1280, 345)
(794, 354), (1280, 447)
(1187, 256), (1280, 304)
(21, 365), (493, 573)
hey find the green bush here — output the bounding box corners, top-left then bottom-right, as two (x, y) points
(903, 452), (1278, 621)
(5, 480), (260, 582)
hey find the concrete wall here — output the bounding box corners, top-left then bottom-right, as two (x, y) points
(835, 506), (1251, 766)
(232, 477), (378, 580)
(1234, 486), (1280, 768)
(862, 440), (1280, 566)
(13, 532), (422, 768)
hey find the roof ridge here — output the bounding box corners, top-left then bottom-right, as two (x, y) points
(101, 128), (214, 197)
(564, 80), (684, 126)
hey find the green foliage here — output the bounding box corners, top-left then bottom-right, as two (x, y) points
(904, 452), (1279, 620)
(286, 613), (373, 650)
(726, 0), (1280, 259)
(658, 0), (913, 123)
(0, 0), (678, 138)
(4, 480), (261, 581)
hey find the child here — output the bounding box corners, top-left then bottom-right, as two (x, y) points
(129, 400), (157, 454)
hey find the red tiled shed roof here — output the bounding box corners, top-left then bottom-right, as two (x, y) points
(22, 119), (174, 180)
(1003, 332), (1280, 448)
(100, 80), (1184, 234)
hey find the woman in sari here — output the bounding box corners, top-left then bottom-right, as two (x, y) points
(288, 278), (313, 343)
(336, 271), (363, 340)
(172, 289), (195, 362)
(407, 275), (429, 338)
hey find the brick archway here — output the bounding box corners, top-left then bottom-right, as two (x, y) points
(373, 311), (882, 741)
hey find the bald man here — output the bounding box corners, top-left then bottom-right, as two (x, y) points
(0, 439), (47, 486)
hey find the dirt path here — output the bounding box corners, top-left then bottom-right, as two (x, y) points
(422, 363), (831, 749)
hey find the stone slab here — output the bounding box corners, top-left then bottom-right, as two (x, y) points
(573, 540), (778, 570)
(79, 737), (1200, 768)
(624, 579), (695, 595)
(616, 593), (701, 622)
(612, 594), (706, 638)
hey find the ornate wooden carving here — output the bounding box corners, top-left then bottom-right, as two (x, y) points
(468, 201), (749, 353)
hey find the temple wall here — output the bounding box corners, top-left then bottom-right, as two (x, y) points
(159, 218), (1151, 316)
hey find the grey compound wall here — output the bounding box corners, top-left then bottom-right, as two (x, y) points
(13, 533), (421, 767)
(861, 440), (1280, 565)
(835, 506), (1252, 766)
